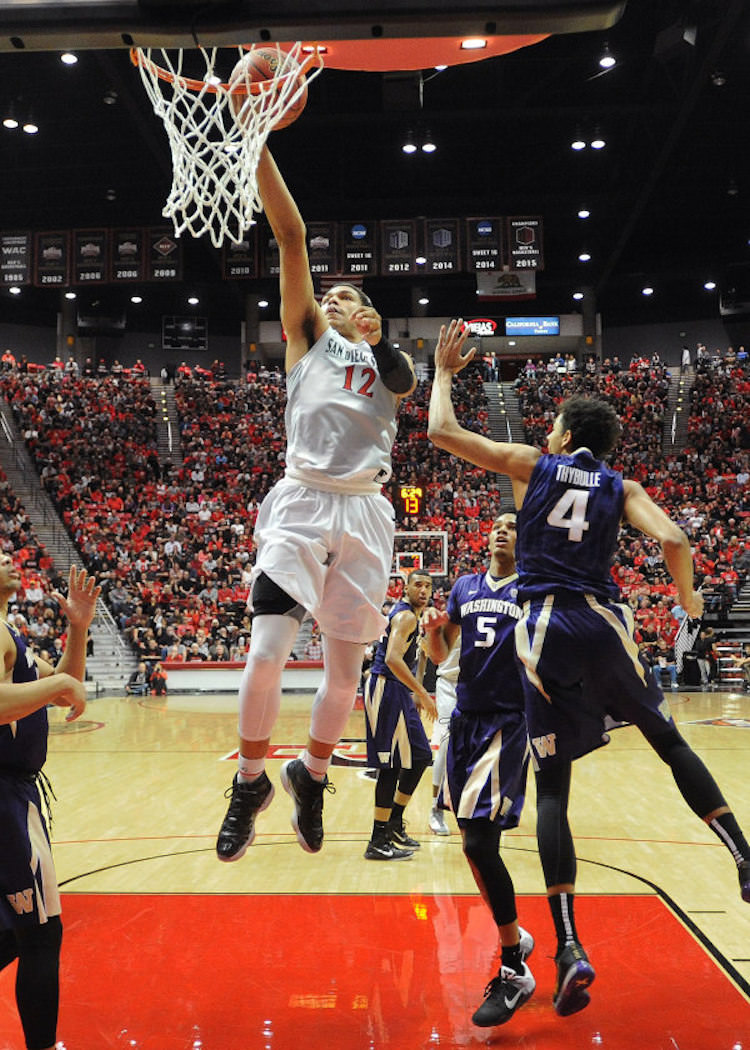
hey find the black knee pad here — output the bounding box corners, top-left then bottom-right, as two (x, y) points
(252, 572), (306, 622)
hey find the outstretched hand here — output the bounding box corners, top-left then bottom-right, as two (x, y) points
(434, 318), (476, 374)
(52, 565), (101, 630)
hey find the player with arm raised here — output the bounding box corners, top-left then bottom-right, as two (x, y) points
(217, 145), (417, 861)
(428, 319), (750, 1018)
(0, 558), (100, 1050)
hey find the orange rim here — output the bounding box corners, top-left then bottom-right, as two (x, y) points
(129, 45), (321, 95)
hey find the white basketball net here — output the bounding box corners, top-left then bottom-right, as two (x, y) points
(133, 43), (323, 248)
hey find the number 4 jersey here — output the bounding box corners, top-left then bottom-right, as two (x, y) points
(284, 326), (399, 494)
(516, 448), (624, 602)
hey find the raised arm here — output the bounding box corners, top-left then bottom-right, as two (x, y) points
(256, 146), (326, 368)
(428, 319), (540, 505)
(622, 480), (703, 618)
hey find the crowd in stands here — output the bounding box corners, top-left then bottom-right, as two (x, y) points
(0, 343), (746, 680)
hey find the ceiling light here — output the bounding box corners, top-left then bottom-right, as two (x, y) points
(187, 296), (199, 305)
(571, 136), (586, 151)
(590, 133), (606, 149)
(578, 251), (591, 262)
(60, 52), (78, 65)
(421, 131), (437, 153)
(22, 116), (38, 134)
(434, 64), (448, 72)
(461, 38), (487, 51)
(641, 286), (654, 296)
(2, 102), (18, 130)
(598, 43), (616, 69)
(130, 295), (143, 304)
(578, 208), (590, 218)
(703, 280), (717, 291)
(418, 296), (429, 305)
(8, 286), (21, 295)
(402, 130), (417, 154)
(416, 256), (426, 265)
(258, 298), (269, 308)
(64, 291), (76, 300)
(572, 291), (584, 301)
(102, 89), (118, 106)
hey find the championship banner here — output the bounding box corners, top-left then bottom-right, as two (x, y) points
(73, 229), (108, 284)
(0, 232), (32, 287)
(306, 221), (338, 277)
(34, 232), (69, 287)
(340, 221), (377, 277)
(506, 216), (544, 271)
(222, 227), (258, 279)
(423, 218), (461, 274)
(111, 230), (145, 282)
(146, 228), (182, 281)
(380, 220), (416, 274)
(466, 217), (503, 272)
(476, 269), (536, 301)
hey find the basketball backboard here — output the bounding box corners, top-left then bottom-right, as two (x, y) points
(0, 1), (626, 52)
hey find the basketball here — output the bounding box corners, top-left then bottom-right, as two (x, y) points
(229, 47), (308, 132)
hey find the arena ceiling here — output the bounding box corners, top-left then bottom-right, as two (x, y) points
(1, 0), (749, 338)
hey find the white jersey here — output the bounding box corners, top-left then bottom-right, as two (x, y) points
(436, 633), (461, 683)
(284, 327), (399, 495)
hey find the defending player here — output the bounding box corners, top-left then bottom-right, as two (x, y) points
(422, 513), (535, 1027)
(428, 319), (750, 1017)
(216, 145), (417, 861)
(0, 559), (100, 1050)
(364, 569), (437, 860)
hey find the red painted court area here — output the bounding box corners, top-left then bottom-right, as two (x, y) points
(0, 893), (747, 1049)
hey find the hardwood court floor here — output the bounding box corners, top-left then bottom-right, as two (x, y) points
(1, 687), (749, 1048)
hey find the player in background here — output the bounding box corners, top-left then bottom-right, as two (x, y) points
(423, 513), (534, 1027)
(0, 559), (100, 1050)
(216, 145), (416, 861)
(428, 319), (750, 1017)
(427, 631), (459, 836)
(364, 569), (437, 860)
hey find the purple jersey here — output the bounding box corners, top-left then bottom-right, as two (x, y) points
(517, 448), (624, 602)
(446, 571), (524, 715)
(0, 623), (46, 773)
(370, 598), (419, 681)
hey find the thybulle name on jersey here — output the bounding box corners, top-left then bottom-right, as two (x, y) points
(554, 464), (602, 488)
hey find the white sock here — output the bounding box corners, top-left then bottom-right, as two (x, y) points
(302, 749), (329, 781)
(238, 755), (266, 783)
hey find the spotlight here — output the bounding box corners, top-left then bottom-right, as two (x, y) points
(703, 280), (717, 291)
(8, 286), (21, 296)
(258, 298), (269, 308)
(2, 102), (18, 130)
(421, 130), (437, 153)
(130, 295), (143, 304)
(64, 291), (76, 300)
(460, 38), (487, 51)
(578, 251), (592, 262)
(571, 135), (586, 151)
(641, 286), (654, 296)
(598, 43), (616, 69)
(415, 256), (426, 265)
(22, 114), (38, 134)
(418, 296), (429, 305)
(590, 132), (606, 149)
(187, 296), (199, 305)
(60, 52), (78, 65)
(572, 291), (584, 301)
(402, 130), (417, 154)
(578, 208), (590, 218)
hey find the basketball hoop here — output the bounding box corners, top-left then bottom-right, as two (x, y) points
(130, 43), (324, 247)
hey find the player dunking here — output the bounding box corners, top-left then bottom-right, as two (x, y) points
(428, 320), (750, 1017)
(363, 568), (437, 860)
(0, 559), (100, 1050)
(423, 513), (534, 1027)
(216, 145), (417, 860)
